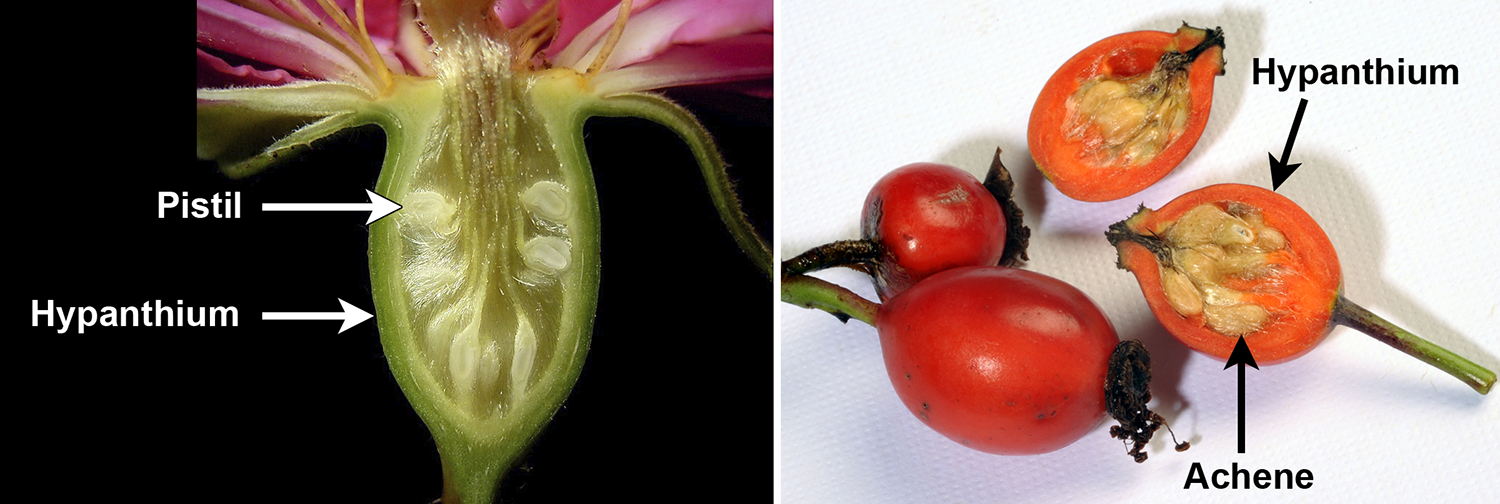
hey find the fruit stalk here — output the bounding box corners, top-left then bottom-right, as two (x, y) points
(781, 240), (880, 276)
(1332, 296), (1496, 394)
(781, 273), (878, 326)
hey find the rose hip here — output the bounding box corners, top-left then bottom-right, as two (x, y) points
(861, 163), (1005, 300)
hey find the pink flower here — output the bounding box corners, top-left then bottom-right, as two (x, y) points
(197, 0), (772, 97)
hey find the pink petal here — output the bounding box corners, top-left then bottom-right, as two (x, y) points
(662, 0), (773, 45)
(605, 0), (770, 69)
(549, 0), (649, 59)
(552, 0), (772, 80)
(198, 48), (298, 88)
(590, 32), (771, 96)
(247, 0), (402, 41)
(390, 3), (434, 76)
(198, 0), (372, 88)
(551, 0), (648, 67)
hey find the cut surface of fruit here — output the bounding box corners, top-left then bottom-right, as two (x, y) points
(1108, 184), (1340, 364)
(1029, 23), (1225, 202)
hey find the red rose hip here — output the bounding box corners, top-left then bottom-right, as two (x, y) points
(876, 266), (1119, 454)
(861, 163), (1006, 300)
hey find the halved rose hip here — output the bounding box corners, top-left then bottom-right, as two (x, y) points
(1029, 23), (1225, 202)
(1108, 184), (1495, 393)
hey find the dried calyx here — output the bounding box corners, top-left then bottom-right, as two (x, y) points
(1105, 340), (1189, 463)
(981, 149), (1031, 267)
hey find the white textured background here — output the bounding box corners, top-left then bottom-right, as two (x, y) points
(775, 1), (1500, 502)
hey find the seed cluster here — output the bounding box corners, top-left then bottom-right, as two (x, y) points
(1065, 65), (1192, 168)
(398, 177), (576, 418)
(1160, 203), (1292, 336)
(392, 30), (580, 418)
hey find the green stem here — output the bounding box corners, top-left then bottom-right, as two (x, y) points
(588, 93), (772, 276)
(781, 273), (880, 327)
(439, 451), (507, 504)
(1332, 296), (1496, 394)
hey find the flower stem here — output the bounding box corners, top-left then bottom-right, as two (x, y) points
(1332, 296), (1496, 394)
(781, 273), (879, 327)
(589, 93), (771, 275)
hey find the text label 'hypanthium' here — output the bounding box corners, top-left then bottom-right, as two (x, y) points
(1255, 57), (1458, 92)
(32, 300), (239, 334)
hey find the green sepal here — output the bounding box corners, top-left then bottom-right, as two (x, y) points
(584, 92), (773, 276)
(196, 81), (377, 178)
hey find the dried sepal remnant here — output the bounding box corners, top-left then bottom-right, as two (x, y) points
(981, 149), (1031, 267)
(1105, 340), (1189, 463)
(1157, 203), (1293, 336)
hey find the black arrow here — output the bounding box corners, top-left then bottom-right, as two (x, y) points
(1223, 336), (1260, 454)
(1269, 98), (1308, 191)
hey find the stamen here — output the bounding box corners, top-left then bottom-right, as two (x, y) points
(353, 0), (395, 91)
(316, 0), (394, 93)
(510, 0), (560, 70)
(313, 0), (361, 43)
(510, 0), (558, 45)
(586, 0), (634, 77)
(228, 1), (390, 94)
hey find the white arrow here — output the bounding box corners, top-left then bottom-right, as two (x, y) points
(262, 298), (374, 334)
(261, 189), (402, 225)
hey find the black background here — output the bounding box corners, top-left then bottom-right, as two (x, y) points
(16, 6), (769, 502)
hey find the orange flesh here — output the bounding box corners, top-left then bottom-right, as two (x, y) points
(1116, 184), (1342, 364)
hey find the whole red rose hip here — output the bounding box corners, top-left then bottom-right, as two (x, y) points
(861, 163), (1006, 300)
(876, 266), (1119, 454)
